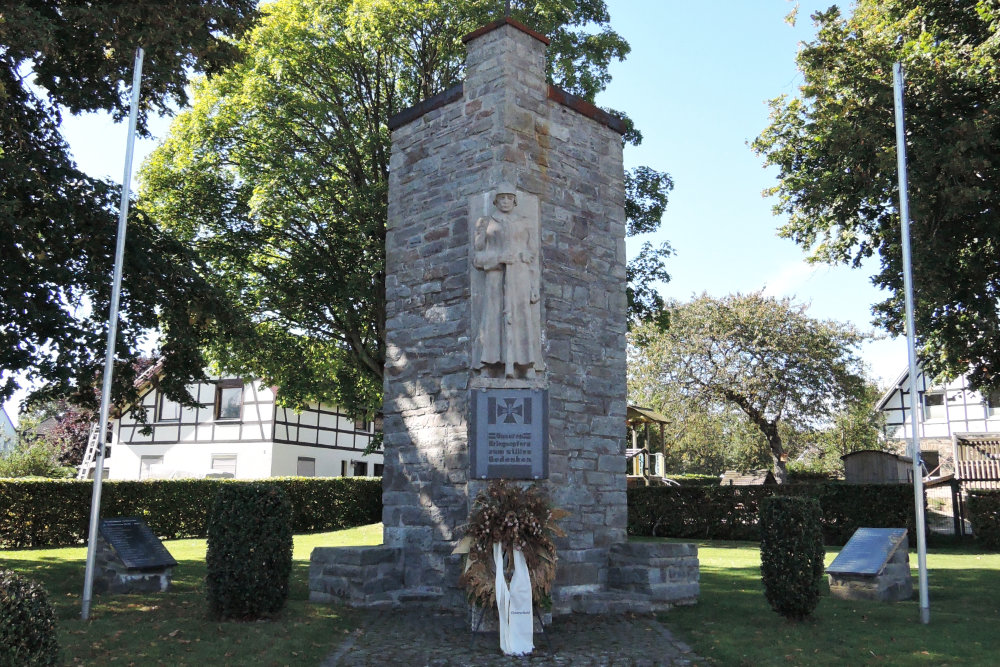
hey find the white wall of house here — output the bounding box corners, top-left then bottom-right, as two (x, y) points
(0, 406), (15, 454)
(878, 366), (1000, 441)
(107, 377), (381, 480)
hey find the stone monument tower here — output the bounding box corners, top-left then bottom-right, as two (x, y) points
(310, 17), (698, 615)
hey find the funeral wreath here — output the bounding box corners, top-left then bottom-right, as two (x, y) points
(457, 480), (566, 608)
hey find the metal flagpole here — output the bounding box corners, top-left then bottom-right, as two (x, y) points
(81, 47), (145, 621)
(892, 61), (930, 625)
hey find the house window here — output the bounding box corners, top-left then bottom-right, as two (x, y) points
(297, 457), (316, 477)
(352, 461), (367, 477)
(211, 455), (237, 477)
(215, 381), (243, 421)
(987, 390), (1000, 417)
(354, 417), (369, 432)
(923, 391), (946, 421)
(139, 455), (163, 480)
(158, 392), (181, 422)
(341, 460), (348, 477)
(373, 463), (384, 477)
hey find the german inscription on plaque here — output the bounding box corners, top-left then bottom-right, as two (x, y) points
(826, 527), (908, 576)
(470, 388), (548, 479)
(99, 517), (178, 570)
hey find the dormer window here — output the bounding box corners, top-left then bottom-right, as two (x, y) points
(215, 381), (243, 421)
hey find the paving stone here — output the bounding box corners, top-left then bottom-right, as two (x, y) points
(320, 609), (705, 666)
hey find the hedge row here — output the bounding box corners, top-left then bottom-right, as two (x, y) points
(0, 477), (382, 549)
(967, 490), (1000, 550)
(628, 483), (918, 546)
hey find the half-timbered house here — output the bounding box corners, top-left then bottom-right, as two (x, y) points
(876, 363), (1000, 476)
(105, 373), (382, 480)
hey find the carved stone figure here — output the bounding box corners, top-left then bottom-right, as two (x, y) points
(473, 183), (543, 379)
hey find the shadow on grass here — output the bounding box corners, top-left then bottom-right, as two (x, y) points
(2, 551), (356, 665)
(662, 541), (1000, 666)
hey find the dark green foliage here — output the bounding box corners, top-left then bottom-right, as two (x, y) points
(206, 483), (293, 620)
(754, 0), (1000, 394)
(759, 496), (825, 620)
(0, 477), (381, 549)
(1, 1), (258, 405)
(141, 0), (672, 417)
(0, 570), (59, 666)
(627, 483), (917, 546)
(967, 491), (1000, 550)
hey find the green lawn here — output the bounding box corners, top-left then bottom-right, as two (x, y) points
(0, 524), (381, 666)
(2, 525), (998, 665)
(663, 538), (1000, 666)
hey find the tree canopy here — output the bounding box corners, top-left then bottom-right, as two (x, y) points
(140, 0), (673, 416)
(754, 0), (1000, 391)
(1, 1), (259, 406)
(629, 292), (870, 482)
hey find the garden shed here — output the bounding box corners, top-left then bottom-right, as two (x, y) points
(841, 450), (913, 484)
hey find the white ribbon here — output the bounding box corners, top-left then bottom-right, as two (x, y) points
(493, 542), (534, 656)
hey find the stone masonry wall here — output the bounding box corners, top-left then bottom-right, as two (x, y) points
(383, 19), (627, 612)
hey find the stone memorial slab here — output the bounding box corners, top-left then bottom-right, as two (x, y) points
(99, 517), (177, 570)
(827, 528), (907, 575)
(470, 388), (548, 480)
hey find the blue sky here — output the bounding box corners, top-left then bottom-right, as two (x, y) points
(598, 0), (906, 382)
(6, 0), (909, 421)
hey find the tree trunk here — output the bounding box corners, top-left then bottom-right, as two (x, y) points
(764, 424), (788, 484)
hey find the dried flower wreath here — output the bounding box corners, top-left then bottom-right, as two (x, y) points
(456, 480), (567, 608)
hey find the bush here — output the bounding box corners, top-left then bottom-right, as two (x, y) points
(759, 496), (825, 620)
(0, 477), (383, 548)
(206, 483), (294, 620)
(0, 441), (66, 479)
(0, 570), (60, 666)
(627, 482), (918, 546)
(967, 491), (1000, 550)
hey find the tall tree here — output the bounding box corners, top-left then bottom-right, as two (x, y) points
(629, 292), (870, 482)
(1, 1), (259, 406)
(140, 0), (673, 415)
(754, 0), (1000, 392)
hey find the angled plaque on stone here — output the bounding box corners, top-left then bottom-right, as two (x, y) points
(470, 388), (548, 479)
(99, 517), (178, 571)
(826, 527), (908, 576)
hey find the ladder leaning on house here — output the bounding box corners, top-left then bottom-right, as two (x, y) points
(76, 423), (103, 480)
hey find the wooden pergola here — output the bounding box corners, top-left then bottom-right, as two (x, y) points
(626, 405), (670, 479)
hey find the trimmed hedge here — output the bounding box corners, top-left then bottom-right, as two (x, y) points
(967, 490), (1000, 550)
(759, 496), (825, 620)
(206, 484), (293, 620)
(628, 482), (919, 546)
(0, 569), (60, 666)
(0, 477), (382, 549)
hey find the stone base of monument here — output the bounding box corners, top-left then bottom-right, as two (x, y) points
(309, 541), (700, 616)
(94, 537), (173, 595)
(826, 528), (914, 603)
(554, 542), (699, 615)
